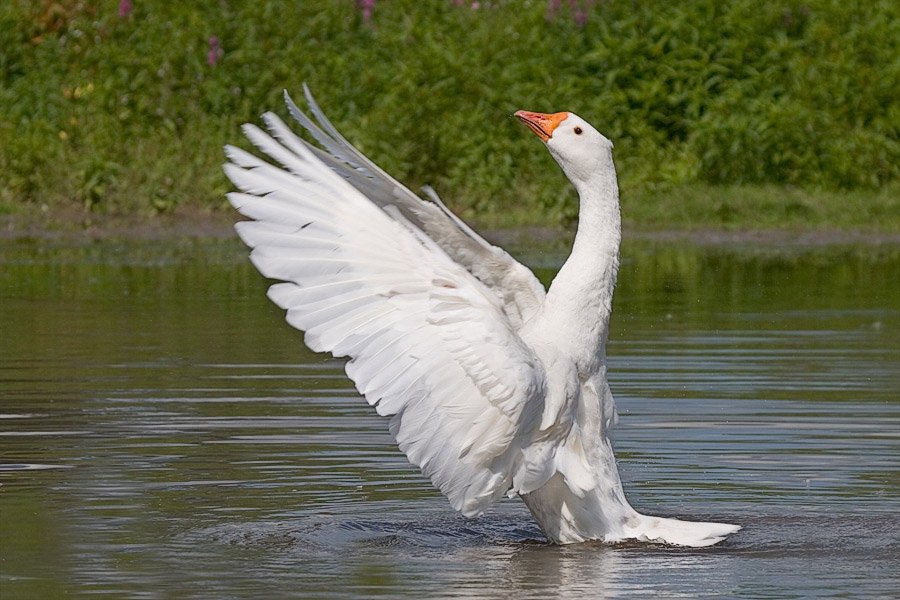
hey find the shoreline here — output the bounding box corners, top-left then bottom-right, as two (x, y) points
(3, 208), (899, 248)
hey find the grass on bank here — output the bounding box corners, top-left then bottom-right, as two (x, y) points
(1, 0), (898, 231)
(472, 183), (900, 232)
(6, 183), (897, 237)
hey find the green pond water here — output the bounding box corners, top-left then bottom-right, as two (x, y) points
(1, 238), (898, 599)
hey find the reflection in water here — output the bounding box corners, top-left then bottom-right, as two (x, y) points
(1, 240), (898, 598)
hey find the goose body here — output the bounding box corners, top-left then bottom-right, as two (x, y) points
(224, 88), (741, 547)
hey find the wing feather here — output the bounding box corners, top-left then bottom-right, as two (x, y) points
(225, 112), (547, 516)
(282, 87), (547, 330)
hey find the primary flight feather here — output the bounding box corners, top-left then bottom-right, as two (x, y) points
(224, 86), (741, 547)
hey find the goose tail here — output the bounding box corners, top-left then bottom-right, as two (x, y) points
(625, 514), (741, 547)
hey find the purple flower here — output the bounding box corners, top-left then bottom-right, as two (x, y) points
(207, 36), (223, 67)
(547, 0), (594, 26)
(546, 0), (562, 20)
(118, 0), (133, 18)
(573, 7), (588, 27)
(359, 0), (376, 23)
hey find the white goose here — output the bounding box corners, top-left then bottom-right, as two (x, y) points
(224, 87), (741, 547)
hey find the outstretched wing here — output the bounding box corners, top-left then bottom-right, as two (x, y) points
(224, 112), (546, 517)
(283, 85), (546, 330)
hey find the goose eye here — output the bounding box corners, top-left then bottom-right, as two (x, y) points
(574, 127), (583, 135)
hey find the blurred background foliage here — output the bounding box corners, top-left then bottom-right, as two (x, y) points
(1, 0), (897, 229)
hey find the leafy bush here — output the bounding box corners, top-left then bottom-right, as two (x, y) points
(1, 0), (897, 228)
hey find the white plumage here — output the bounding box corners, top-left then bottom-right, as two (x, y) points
(224, 86), (741, 547)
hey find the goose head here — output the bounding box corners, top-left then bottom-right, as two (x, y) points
(514, 110), (613, 186)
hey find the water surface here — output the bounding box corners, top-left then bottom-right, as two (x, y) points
(1, 239), (898, 598)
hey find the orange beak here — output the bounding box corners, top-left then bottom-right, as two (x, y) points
(514, 110), (569, 142)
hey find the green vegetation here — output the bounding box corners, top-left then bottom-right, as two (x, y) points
(1, 0), (897, 231)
